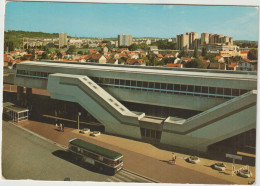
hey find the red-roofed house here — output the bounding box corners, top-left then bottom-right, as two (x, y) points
(228, 62), (238, 71)
(165, 54), (174, 58)
(89, 49), (97, 54)
(180, 57), (192, 63)
(86, 54), (107, 64)
(239, 51), (249, 59)
(125, 59), (145, 66)
(156, 54), (164, 59)
(166, 63), (183, 68)
(118, 48), (129, 53)
(215, 56), (225, 63)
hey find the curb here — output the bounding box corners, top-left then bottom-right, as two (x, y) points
(122, 168), (159, 183)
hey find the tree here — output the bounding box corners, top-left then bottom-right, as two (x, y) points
(193, 47), (199, 58)
(162, 57), (176, 65)
(129, 43), (138, 51)
(185, 59), (204, 68)
(145, 54), (158, 66)
(178, 49), (188, 58)
(57, 52), (63, 59)
(205, 54), (217, 63)
(55, 49), (61, 54)
(201, 46), (207, 57)
(233, 56), (242, 62)
(77, 51), (83, 55)
(43, 45), (51, 54)
(66, 45), (77, 54)
(139, 43), (147, 49)
(41, 52), (49, 59)
(248, 49), (258, 60)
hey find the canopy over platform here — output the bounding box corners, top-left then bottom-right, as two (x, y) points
(3, 102), (29, 122)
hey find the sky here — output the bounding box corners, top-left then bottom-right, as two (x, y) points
(4, 2), (259, 41)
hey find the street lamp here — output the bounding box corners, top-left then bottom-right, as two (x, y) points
(78, 112), (81, 130)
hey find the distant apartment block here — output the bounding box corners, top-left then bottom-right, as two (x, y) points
(59, 33), (68, 48)
(118, 34), (133, 46)
(177, 32), (236, 51)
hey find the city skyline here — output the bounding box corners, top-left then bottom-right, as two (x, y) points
(4, 2), (259, 40)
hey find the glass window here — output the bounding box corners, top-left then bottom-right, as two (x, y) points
(161, 83), (166, 90)
(137, 81), (142, 87)
(109, 78), (114, 84)
(155, 83), (160, 89)
(174, 84), (180, 91)
(131, 81), (136, 87)
(120, 79), (125, 86)
(146, 129), (151, 137)
(104, 78), (110, 84)
(240, 89), (248, 95)
(151, 130), (156, 138)
(115, 79), (120, 85)
(216, 88), (223, 95)
(143, 81), (148, 88)
(201, 86), (208, 93)
(209, 87), (216, 94)
(140, 128), (145, 136)
(167, 84), (173, 90)
(232, 89), (239, 96)
(99, 78), (104, 83)
(148, 82), (154, 88)
(194, 86), (201, 93)
(125, 80), (130, 86)
(187, 85), (194, 92)
(156, 131), (161, 139)
(224, 88), (231, 96)
(180, 85), (187, 91)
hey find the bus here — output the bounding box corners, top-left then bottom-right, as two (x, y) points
(68, 138), (123, 174)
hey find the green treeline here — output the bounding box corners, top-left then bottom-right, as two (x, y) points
(4, 30), (59, 51)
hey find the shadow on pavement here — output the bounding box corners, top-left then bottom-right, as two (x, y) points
(52, 150), (102, 174)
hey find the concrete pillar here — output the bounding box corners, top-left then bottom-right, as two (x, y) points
(26, 88), (32, 107)
(17, 86), (24, 106)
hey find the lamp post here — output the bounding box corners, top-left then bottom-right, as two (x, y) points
(78, 112), (81, 130)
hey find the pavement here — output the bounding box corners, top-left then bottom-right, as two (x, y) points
(16, 119), (255, 185)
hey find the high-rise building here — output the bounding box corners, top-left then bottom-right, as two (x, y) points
(59, 33), (67, 48)
(201, 33), (209, 45)
(187, 32), (199, 49)
(118, 35), (133, 46)
(177, 34), (189, 50)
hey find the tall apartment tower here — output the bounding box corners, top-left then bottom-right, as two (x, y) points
(118, 34), (133, 46)
(201, 33), (209, 45)
(177, 34), (189, 50)
(187, 32), (199, 49)
(59, 33), (68, 48)
(229, 37), (234, 45)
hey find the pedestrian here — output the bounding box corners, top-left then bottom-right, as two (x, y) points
(174, 155), (177, 165)
(62, 123), (64, 132)
(59, 123), (62, 132)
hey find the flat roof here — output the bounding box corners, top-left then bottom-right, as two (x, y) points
(18, 61), (257, 81)
(3, 102), (29, 113)
(69, 138), (123, 160)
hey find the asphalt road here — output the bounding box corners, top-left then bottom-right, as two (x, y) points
(2, 121), (155, 182)
(2, 120), (108, 181)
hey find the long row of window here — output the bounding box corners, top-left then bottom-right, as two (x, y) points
(15, 70), (250, 99)
(16, 70), (50, 79)
(89, 76), (249, 99)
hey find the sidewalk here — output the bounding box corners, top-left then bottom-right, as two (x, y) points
(18, 120), (255, 184)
